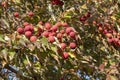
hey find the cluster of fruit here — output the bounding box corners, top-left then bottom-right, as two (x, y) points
(13, 11), (34, 18)
(17, 21), (78, 59)
(79, 12), (91, 22)
(97, 22), (120, 47)
(51, 0), (64, 6)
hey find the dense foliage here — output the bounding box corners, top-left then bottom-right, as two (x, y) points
(0, 0), (120, 80)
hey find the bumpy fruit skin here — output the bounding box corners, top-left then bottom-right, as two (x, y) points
(55, 22), (62, 27)
(1, 1), (7, 7)
(14, 12), (19, 17)
(69, 32), (76, 38)
(60, 30), (65, 34)
(49, 32), (56, 36)
(48, 36), (55, 43)
(85, 12), (91, 18)
(17, 27), (24, 34)
(51, 0), (64, 6)
(39, 21), (43, 25)
(107, 38), (113, 43)
(57, 33), (63, 39)
(105, 33), (112, 38)
(28, 11), (34, 17)
(79, 17), (86, 22)
(51, 25), (58, 32)
(98, 27), (103, 32)
(60, 43), (67, 50)
(66, 27), (73, 34)
(62, 22), (69, 27)
(23, 22), (29, 27)
(30, 36), (37, 42)
(69, 42), (76, 49)
(25, 31), (32, 38)
(24, 25), (34, 32)
(42, 31), (49, 37)
(62, 52), (69, 59)
(45, 22), (51, 30)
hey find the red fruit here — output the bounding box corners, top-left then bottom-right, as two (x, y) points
(97, 23), (102, 27)
(14, 12), (19, 17)
(25, 31), (32, 38)
(69, 42), (76, 49)
(85, 12), (91, 18)
(30, 36), (37, 42)
(105, 33), (112, 38)
(39, 21), (43, 25)
(79, 17), (86, 22)
(98, 27), (103, 32)
(103, 29), (108, 34)
(55, 22), (62, 27)
(51, 0), (64, 5)
(60, 78), (64, 80)
(51, 25), (58, 32)
(1, 1), (7, 7)
(24, 25), (34, 32)
(45, 22), (51, 30)
(23, 22), (29, 27)
(38, 27), (43, 33)
(57, 33), (63, 39)
(28, 11), (34, 17)
(113, 38), (119, 42)
(42, 31), (49, 37)
(107, 38), (113, 43)
(17, 27), (24, 34)
(69, 31), (76, 38)
(60, 30), (65, 34)
(60, 43), (67, 50)
(62, 52), (69, 59)
(62, 22), (69, 27)
(93, 21), (97, 25)
(49, 32), (56, 36)
(48, 36), (55, 43)
(66, 27), (73, 34)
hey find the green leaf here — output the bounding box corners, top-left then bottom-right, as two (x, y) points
(0, 34), (5, 43)
(40, 37), (48, 46)
(51, 45), (57, 53)
(8, 51), (16, 60)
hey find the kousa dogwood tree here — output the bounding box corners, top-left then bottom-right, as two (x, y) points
(0, 0), (120, 80)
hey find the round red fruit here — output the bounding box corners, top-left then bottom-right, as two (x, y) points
(85, 12), (91, 18)
(57, 33), (63, 39)
(51, 25), (58, 32)
(23, 22), (29, 27)
(25, 31), (32, 38)
(1, 1), (7, 7)
(42, 31), (49, 37)
(60, 30), (65, 34)
(24, 25), (34, 32)
(62, 52), (69, 59)
(60, 43), (67, 50)
(79, 17), (86, 22)
(62, 22), (69, 27)
(30, 36), (37, 42)
(69, 42), (76, 49)
(14, 12), (19, 17)
(39, 21), (43, 25)
(28, 11), (34, 17)
(66, 27), (73, 34)
(69, 31), (76, 38)
(105, 33), (112, 38)
(17, 27), (24, 34)
(48, 36), (55, 43)
(45, 22), (51, 30)
(55, 22), (62, 27)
